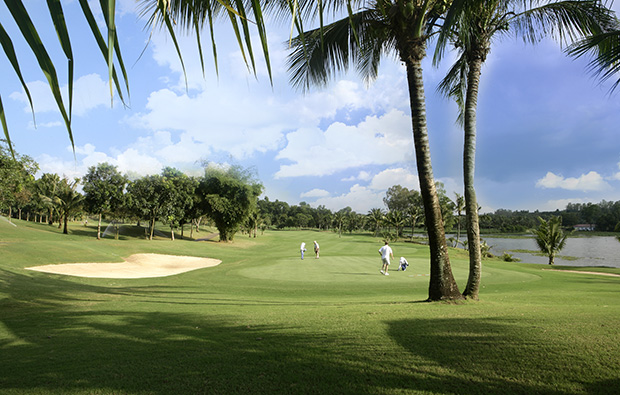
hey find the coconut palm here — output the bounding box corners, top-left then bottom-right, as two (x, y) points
(50, 178), (85, 235)
(532, 216), (572, 265)
(385, 210), (406, 240)
(283, 0), (461, 301)
(453, 192), (465, 247)
(367, 208), (385, 236)
(436, 0), (611, 299)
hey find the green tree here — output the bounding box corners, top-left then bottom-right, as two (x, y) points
(384, 185), (416, 212)
(159, 167), (197, 241)
(532, 216), (572, 265)
(127, 175), (168, 240)
(197, 164), (263, 242)
(83, 163), (128, 240)
(0, 141), (38, 221)
(437, 0), (610, 299)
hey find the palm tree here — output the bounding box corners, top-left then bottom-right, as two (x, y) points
(284, 0), (461, 301)
(532, 216), (572, 265)
(367, 208), (385, 236)
(453, 192), (465, 247)
(385, 210), (406, 240)
(436, 0), (611, 299)
(51, 178), (85, 235)
(36, 173), (61, 225)
(333, 211), (345, 238)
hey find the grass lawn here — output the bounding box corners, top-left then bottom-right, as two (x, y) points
(1, 218), (619, 394)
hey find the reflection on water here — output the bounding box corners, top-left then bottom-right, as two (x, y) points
(481, 235), (620, 268)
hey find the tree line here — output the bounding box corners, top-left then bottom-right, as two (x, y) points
(4, 143), (618, 245)
(0, 143), (262, 242)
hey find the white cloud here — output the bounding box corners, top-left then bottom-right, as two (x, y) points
(342, 171), (372, 182)
(306, 168), (424, 212)
(536, 171), (610, 191)
(127, 87), (291, 161)
(611, 162), (620, 181)
(275, 110), (414, 178)
(10, 74), (112, 117)
(36, 144), (164, 181)
(368, 168), (419, 191)
(311, 184), (385, 213)
(300, 189), (330, 198)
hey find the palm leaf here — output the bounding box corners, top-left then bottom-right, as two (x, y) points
(0, 22), (36, 127)
(78, 0), (129, 106)
(0, 96), (13, 157)
(567, 29), (620, 92)
(287, 10), (390, 90)
(513, 0), (612, 45)
(5, 0), (74, 150)
(46, 0), (74, 120)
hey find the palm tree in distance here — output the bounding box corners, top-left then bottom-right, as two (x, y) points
(367, 208), (385, 237)
(49, 178), (84, 235)
(453, 192), (464, 247)
(435, 0), (612, 299)
(532, 216), (572, 265)
(284, 0), (462, 301)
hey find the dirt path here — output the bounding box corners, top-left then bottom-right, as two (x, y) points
(543, 269), (620, 277)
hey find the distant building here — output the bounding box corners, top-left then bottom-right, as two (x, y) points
(574, 224), (596, 231)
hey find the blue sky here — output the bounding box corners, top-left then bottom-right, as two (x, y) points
(2, 0), (620, 214)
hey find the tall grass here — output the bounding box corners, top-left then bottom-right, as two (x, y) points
(1, 218), (618, 394)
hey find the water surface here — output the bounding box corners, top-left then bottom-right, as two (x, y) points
(482, 235), (620, 268)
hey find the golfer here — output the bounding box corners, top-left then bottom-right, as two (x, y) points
(300, 242), (306, 260)
(313, 241), (320, 259)
(378, 241), (394, 276)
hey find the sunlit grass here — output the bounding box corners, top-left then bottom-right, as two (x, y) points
(1, 218), (618, 394)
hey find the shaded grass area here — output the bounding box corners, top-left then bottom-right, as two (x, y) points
(1, 218), (619, 394)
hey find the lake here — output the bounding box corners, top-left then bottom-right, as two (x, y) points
(479, 235), (620, 268)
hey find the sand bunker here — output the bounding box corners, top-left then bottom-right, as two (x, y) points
(25, 253), (221, 279)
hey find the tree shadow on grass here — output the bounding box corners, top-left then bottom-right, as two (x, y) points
(0, 270), (415, 394)
(386, 317), (620, 394)
(2, 269), (617, 394)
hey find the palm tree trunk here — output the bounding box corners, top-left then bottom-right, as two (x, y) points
(63, 214), (68, 234)
(462, 58), (484, 300)
(97, 213), (102, 240)
(403, 47), (461, 301)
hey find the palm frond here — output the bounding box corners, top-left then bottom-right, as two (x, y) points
(140, 0), (274, 85)
(287, 9), (392, 90)
(5, 0), (74, 150)
(567, 28), (620, 92)
(437, 52), (469, 125)
(512, 0), (614, 46)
